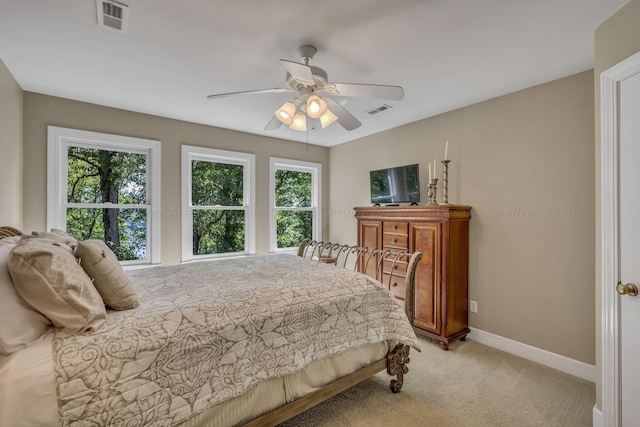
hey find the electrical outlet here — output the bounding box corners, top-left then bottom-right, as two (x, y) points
(469, 300), (478, 313)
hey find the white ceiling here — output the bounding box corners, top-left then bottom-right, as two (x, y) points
(0, 0), (627, 147)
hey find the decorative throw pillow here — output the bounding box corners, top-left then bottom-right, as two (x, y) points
(75, 240), (139, 310)
(0, 238), (51, 355)
(9, 238), (106, 333)
(30, 229), (78, 248)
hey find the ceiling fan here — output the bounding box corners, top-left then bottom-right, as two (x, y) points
(207, 45), (404, 132)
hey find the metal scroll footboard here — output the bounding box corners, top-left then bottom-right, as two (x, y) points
(296, 239), (423, 322)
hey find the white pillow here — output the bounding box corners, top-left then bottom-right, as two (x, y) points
(0, 238), (51, 356)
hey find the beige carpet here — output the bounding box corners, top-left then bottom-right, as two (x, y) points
(279, 337), (595, 427)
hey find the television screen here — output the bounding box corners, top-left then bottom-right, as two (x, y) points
(369, 164), (420, 205)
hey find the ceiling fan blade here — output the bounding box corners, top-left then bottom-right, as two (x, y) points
(207, 87), (293, 99)
(280, 59), (315, 85)
(324, 97), (362, 131)
(324, 83), (404, 101)
(264, 115), (282, 131)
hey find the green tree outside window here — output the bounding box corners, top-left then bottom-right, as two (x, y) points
(275, 169), (313, 249)
(191, 160), (245, 255)
(66, 146), (147, 261)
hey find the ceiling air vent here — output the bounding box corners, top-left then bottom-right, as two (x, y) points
(365, 104), (393, 115)
(96, 0), (129, 33)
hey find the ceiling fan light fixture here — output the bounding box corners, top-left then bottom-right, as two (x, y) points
(319, 109), (338, 128)
(306, 95), (327, 119)
(290, 113), (307, 131)
(207, 45), (399, 133)
(275, 101), (296, 125)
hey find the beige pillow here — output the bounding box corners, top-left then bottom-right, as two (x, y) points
(29, 229), (78, 248)
(0, 238), (51, 355)
(9, 238), (106, 333)
(75, 240), (139, 310)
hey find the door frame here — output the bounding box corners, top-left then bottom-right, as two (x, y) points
(600, 49), (640, 427)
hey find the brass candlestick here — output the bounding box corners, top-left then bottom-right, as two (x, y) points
(428, 178), (439, 206)
(441, 160), (451, 205)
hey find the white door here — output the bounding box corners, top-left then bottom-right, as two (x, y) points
(601, 49), (640, 427)
(619, 68), (640, 426)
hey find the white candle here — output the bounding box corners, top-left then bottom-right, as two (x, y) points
(428, 162), (432, 181)
(433, 158), (437, 179)
(444, 140), (449, 161)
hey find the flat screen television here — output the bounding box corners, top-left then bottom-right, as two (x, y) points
(369, 164), (420, 205)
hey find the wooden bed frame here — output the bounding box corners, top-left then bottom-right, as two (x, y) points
(242, 239), (422, 427)
(0, 228), (422, 427)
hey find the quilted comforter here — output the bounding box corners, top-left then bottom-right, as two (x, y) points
(52, 254), (420, 426)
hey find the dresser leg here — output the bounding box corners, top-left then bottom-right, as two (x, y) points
(440, 342), (450, 351)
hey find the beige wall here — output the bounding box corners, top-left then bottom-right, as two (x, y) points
(22, 92), (329, 264)
(0, 58), (23, 228)
(329, 70), (595, 364)
(593, 0), (640, 411)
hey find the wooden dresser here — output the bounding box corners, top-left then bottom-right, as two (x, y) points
(354, 205), (472, 350)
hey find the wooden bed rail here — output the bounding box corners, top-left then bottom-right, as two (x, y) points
(297, 239), (423, 322)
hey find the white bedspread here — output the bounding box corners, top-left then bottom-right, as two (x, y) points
(0, 332), (58, 427)
(52, 254), (419, 426)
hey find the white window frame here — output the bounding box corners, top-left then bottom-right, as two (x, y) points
(269, 157), (322, 253)
(181, 145), (256, 261)
(47, 126), (161, 264)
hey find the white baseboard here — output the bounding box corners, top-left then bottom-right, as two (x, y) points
(467, 327), (595, 382)
(592, 405), (603, 427)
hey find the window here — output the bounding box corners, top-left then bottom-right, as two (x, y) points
(47, 126), (161, 264)
(181, 145), (255, 261)
(270, 158), (321, 252)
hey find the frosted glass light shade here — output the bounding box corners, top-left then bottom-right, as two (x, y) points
(275, 101), (296, 125)
(319, 109), (338, 128)
(306, 95), (327, 119)
(289, 113), (307, 131)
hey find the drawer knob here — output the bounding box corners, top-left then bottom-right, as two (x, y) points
(392, 282), (398, 287)
(617, 281), (638, 296)
(392, 225), (397, 230)
(393, 265), (398, 270)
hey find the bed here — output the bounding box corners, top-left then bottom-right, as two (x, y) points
(0, 227), (422, 427)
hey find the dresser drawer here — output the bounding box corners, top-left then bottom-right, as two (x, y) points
(383, 221), (408, 234)
(383, 259), (407, 276)
(383, 233), (408, 249)
(383, 273), (407, 300)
